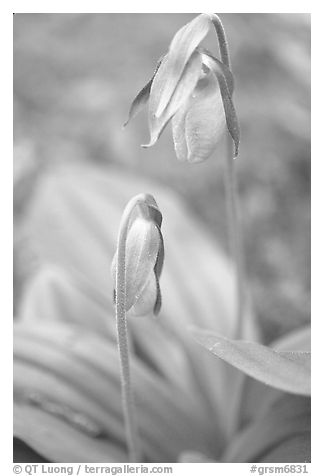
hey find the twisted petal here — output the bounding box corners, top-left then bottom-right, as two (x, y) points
(124, 57), (163, 127)
(143, 49), (202, 148)
(155, 13), (211, 117)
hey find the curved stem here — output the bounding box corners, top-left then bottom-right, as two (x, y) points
(209, 13), (231, 69)
(115, 194), (148, 462)
(225, 136), (246, 339)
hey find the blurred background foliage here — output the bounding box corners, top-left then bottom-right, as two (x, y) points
(13, 13), (310, 343)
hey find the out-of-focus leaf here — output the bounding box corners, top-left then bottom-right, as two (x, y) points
(14, 403), (127, 463)
(13, 437), (50, 463)
(191, 329), (310, 395)
(178, 451), (216, 462)
(14, 321), (214, 462)
(273, 325), (311, 352)
(18, 264), (208, 419)
(234, 325), (311, 432)
(19, 265), (116, 337)
(223, 395), (310, 463)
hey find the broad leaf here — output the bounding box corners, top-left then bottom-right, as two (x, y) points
(223, 395), (310, 463)
(14, 320), (214, 462)
(191, 328), (310, 395)
(234, 325), (311, 432)
(13, 437), (50, 463)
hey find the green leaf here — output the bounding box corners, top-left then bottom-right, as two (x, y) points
(14, 437), (50, 463)
(178, 451), (216, 463)
(14, 403), (127, 463)
(191, 328), (310, 395)
(233, 325), (311, 432)
(14, 321), (214, 462)
(223, 395), (310, 463)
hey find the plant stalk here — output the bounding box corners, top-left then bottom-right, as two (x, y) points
(224, 135), (246, 339)
(115, 195), (146, 463)
(211, 14), (246, 338)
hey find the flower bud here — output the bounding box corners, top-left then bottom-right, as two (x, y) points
(112, 195), (164, 316)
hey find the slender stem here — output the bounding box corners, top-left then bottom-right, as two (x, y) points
(115, 194), (147, 462)
(225, 135), (246, 339)
(210, 14), (246, 338)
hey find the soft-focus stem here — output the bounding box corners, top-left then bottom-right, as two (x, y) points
(211, 13), (246, 338)
(225, 135), (246, 339)
(115, 194), (147, 463)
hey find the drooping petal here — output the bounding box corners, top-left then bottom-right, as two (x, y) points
(156, 13), (211, 118)
(201, 49), (234, 96)
(143, 49), (202, 147)
(185, 73), (227, 163)
(211, 64), (240, 157)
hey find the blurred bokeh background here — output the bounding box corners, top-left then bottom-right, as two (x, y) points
(13, 13), (310, 343)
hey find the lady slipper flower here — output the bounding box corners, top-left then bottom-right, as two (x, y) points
(124, 13), (240, 162)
